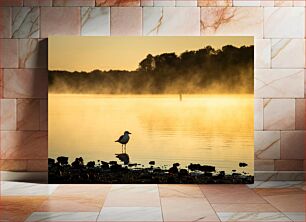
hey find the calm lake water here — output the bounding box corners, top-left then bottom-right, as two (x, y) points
(49, 94), (254, 175)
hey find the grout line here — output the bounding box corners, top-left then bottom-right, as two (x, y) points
(261, 98), (265, 131)
(255, 192), (294, 221)
(38, 6), (41, 39)
(96, 184), (112, 221)
(157, 184), (165, 222)
(198, 184), (222, 222)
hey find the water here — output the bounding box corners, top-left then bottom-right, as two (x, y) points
(49, 94), (254, 175)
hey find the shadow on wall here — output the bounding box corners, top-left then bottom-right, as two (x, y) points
(1, 39), (48, 184)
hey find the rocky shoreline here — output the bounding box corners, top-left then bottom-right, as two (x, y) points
(48, 155), (254, 184)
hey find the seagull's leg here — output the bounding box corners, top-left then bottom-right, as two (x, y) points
(125, 144), (126, 153)
(121, 144), (123, 153)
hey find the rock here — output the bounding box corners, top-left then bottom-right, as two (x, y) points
(188, 163), (215, 172)
(204, 172), (213, 176)
(71, 157), (84, 169)
(48, 155), (255, 184)
(218, 171), (225, 177)
(100, 161), (109, 170)
(179, 169), (188, 176)
(87, 161), (95, 168)
(149, 161), (155, 165)
(109, 161), (117, 165)
(48, 158), (55, 165)
(78, 157), (84, 165)
(239, 162), (248, 167)
(139, 172), (152, 180)
(167, 176), (176, 183)
(173, 163), (180, 167)
(153, 168), (162, 173)
(57, 156), (68, 165)
(201, 165), (215, 172)
(110, 164), (122, 171)
(169, 165), (178, 174)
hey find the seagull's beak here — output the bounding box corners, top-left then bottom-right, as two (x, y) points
(129, 132), (132, 134)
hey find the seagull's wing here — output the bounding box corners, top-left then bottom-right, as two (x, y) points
(116, 135), (124, 142)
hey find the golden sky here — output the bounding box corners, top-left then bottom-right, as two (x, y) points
(49, 36), (253, 72)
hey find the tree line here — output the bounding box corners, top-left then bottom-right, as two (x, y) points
(49, 45), (254, 94)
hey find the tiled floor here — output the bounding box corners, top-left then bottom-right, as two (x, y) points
(0, 181), (305, 222)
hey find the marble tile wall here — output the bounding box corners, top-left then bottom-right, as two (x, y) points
(0, 0), (305, 181)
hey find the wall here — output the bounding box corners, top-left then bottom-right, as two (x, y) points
(0, 0), (305, 181)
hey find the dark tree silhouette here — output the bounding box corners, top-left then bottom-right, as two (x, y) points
(138, 54), (155, 72)
(49, 45), (254, 94)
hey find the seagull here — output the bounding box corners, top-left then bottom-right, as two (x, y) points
(115, 131), (131, 153)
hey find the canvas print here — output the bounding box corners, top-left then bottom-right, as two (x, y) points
(48, 36), (254, 184)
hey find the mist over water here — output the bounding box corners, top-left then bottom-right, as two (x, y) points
(49, 45), (254, 95)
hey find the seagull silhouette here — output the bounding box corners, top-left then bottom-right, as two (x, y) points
(115, 131), (131, 153)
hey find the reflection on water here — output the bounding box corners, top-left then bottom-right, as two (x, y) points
(115, 153), (130, 165)
(48, 94), (254, 175)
